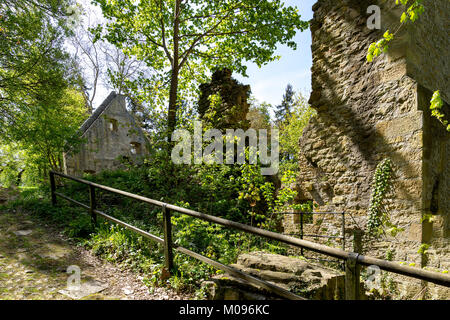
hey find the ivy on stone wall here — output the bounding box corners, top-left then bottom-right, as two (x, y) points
(367, 158), (394, 237)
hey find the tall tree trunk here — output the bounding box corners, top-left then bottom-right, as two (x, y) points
(16, 169), (24, 187)
(167, 0), (181, 145)
(168, 68), (179, 141)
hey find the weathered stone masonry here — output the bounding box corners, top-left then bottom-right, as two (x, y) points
(288, 0), (449, 298)
(63, 92), (149, 176)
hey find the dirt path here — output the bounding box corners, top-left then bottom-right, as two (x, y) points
(0, 197), (191, 300)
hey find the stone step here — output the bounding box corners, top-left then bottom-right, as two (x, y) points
(237, 251), (341, 278)
(229, 264), (302, 288)
(203, 251), (348, 300)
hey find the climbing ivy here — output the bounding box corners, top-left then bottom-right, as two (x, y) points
(367, 159), (394, 237)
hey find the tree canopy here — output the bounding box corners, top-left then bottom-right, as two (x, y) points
(0, 1), (77, 134)
(92, 0), (308, 137)
(0, 1), (89, 183)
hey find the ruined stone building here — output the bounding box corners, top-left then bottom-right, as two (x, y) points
(63, 92), (149, 176)
(198, 68), (251, 130)
(285, 0), (449, 298)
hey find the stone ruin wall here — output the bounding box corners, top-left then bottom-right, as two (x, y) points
(284, 0), (449, 298)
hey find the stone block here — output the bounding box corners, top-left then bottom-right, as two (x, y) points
(407, 223), (422, 241)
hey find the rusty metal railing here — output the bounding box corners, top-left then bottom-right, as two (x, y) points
(49, 171), (450, 300)
(281, 211), (346, 267)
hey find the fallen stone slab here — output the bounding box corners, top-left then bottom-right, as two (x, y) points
(13, 230), (32, 236)
(58, 279), (109, 300)
(202, 251), (355, 300)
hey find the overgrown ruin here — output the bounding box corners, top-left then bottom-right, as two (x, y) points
(284, 0), (449, 298)
(63, 92), (149, 176)
(198, 68), (251, 130)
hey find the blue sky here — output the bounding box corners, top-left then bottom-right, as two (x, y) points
(91, 0), (316, 108)
(235, 0), (316, 106)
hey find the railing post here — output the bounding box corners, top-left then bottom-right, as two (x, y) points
(50, 171), (57, 206)
(353, 229), (363, 253)
(341, 212), (346, 271)
(300, 212), (304, 256)
(341, 212), (346, 251)
(89, 185), (97, 226)
(162, 204), (174, 273)
(345, 252), (361, 300)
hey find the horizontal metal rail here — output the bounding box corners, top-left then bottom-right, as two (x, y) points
(285, 233), (344, 239)
(301, 234), (344, 239)
(50, 171), (450, 290)
(280, 212), (345, 215)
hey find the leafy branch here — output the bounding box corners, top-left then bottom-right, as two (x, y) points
(430, 91), (450, 132)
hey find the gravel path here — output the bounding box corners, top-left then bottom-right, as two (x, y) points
(0, 199), (192, 300)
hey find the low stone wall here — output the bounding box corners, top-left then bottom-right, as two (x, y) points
(202, 251), (357, 300)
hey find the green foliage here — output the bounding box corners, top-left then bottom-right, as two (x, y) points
(397, 0), (424, 23)
(278, 92), (316, 173)
(367, 159), (397, 237)
(366, 0), (425, 64)
(385, 248), (395, 261)
(417, 243), (429, 255)
(0, 0), (79, 133)
(198, 69), (251, 130)
(0, 144), (26, 187)
(366, 30), (394, 62)
(274, 84), (295, 125)
(0, 89), (87, 185)
(421, 213), (436, 223)
(0, 1), (89, 183)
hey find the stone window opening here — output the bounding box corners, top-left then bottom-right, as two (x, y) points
(84, 170), (96, 175)
(108, 119), (118, 132)
(130, 142), (142, 155)
(430, 179), (439, 214)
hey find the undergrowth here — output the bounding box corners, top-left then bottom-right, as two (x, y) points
(5, 162), (299, 297)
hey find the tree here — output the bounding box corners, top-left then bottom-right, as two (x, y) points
(71, 17), (102, 114)
(0, 1), (90, 182)
(0, 88), (87, 184)
(92, 0), (308, 141)
(247, 97), (272, 131)
(70, 3), (151, 112)
(0, 0), (79, 138)
(274, 84), (295, 125)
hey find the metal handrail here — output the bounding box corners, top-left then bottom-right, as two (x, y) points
(49, 171), (450, 299)
(281, 211), (346, 260)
